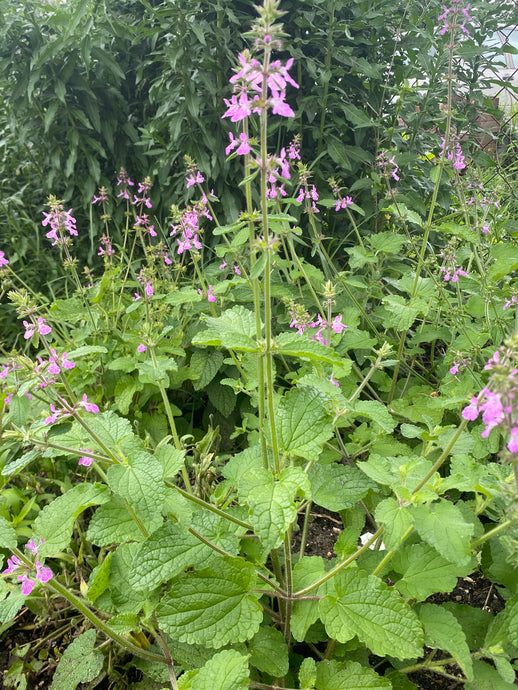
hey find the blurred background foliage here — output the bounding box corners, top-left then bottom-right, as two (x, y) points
(0, 0), (516, 291)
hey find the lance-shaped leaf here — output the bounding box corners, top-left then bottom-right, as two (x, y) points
(238, 467), (310, 550)
(319, 568), (423, 660)
(34, 483), (110, 557)
(417, 603), (473, 681)
(156, 557), (262, 648)
(192, 306), (259, 352)
(107, 453), (166, 536)
(411, 500), (474, 567)
(277, 386), (333, 460)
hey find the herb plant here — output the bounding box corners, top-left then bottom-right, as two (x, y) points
(1, 1), (518, 689)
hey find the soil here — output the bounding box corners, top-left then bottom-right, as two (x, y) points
(0, 510), (514, 689)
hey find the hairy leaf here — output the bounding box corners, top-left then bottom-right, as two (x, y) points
(156, 557), (262, 648)
(277, 386), (333, 459)
(50, 629), (103, 690)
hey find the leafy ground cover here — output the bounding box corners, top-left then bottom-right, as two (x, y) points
(1, 0), (518, 688)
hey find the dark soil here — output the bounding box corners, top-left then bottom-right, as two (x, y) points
(1, 510), (514, 689)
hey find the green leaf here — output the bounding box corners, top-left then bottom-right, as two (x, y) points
(162, 287), (202, 305)
(34, 483), (110, 557)
(0, 516), (16, 550)
(191, 649), (249, 690)
(0, 590), (25, 624)
(464, 660), (517, 690)
(249, 626), (289, 677)
(309, 463), (374, 512)
(114, 374), (140, 415)
(155, 445), (185, 478)
(193, 306), (258, 352)
(291, 557), (328, 642)
(411, 500), (474, 566)
(392, 543), (468, 601)
(375, 498), (413, 551)
(367, 232), (406, 255)
(277, 386), (334, 459)
(437, 222), (478, 244)
(315, 659), (392, 689)
(351, 400), (396, 433)
(110, 543), (149, 613)
(50, 629), (103, 690)
(207, 379), (236, 416)
(107, 453), (166, 535)
(488, 243), (518, 282)
(156, 557), (262, 648)
(191, 350), (224, 390)
(86, 495), (146, 546)
(86, 552), (112, 604)
(239, 467), (309, 550)
(319, 569), (423, 659)
(128, 522), (212, 591)
(299, 658), (317, 690)
(417, 603), (473, 681)
(276, 332), (345, 365)
(381, 295), (422, 331)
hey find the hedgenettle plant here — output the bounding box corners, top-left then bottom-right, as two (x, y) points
(1, 0), (518, 688)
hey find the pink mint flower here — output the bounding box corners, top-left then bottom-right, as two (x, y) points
(226, 132), (251, 156)
(137, 343), (147, 353)
(23, 317), (52, 340)
(330, 373), (339, 387)
(18, 573), (36, 595)
(198, 285), (216, 303)
(145, 281), (154, 297)
(186, 171), (204, 188)
(334, 196), (354, 212)
(35, 562), (53, 583)
(0, 251), (9, 266)
(78, 449), (94, 467)
(79, 394), (99, 414)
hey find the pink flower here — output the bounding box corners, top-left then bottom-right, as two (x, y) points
(23, 320), (35, 339)
(3, 555), (21, 574)
(508, 428), (518, 453)
(225, 132), (251, 156)
(78, 449), (94, 467)
(35, 562), (53, 583)
(330, 373), (339, 387)
(186, 171), (205, 188)
(145, 281), (154, 297)
(79, 394), (99, 414)
(0, 251), (9, 266)
(137, 343), (147, 353)
(18, 573), (35, 596)
(331, 315), (347, 334)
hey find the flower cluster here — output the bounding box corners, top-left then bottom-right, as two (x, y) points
(223, 49), (299, 122)
(289, 306), (347, 345)
(2, 539), (53, 596)
(438, 1), (472, 36)
(198, 285), (216, 303)
(45, 394), (99, 426)
(98, 233), (116, 257)
(462, 341), (518, 453)
(0, 250), (9, 269)
(23, 317), (52, 340)
(438, 246), (467, 282)
(377, 152), (400, 182)
(42, 198), (78, 247)
(440, 137), (466, 170)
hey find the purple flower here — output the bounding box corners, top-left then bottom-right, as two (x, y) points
(137, 343), (147, 353)
(3, 555), (21, 574)
(225, 132), (251, 156)
(0, 251), (9, 266)
(186, 171), (205, 188)
(18, 573), (36, 596)
(35, 562), (53, 583)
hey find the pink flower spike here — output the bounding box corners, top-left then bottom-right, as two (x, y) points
(137, 343), (147, 353)
(207, 285), (216, 303)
